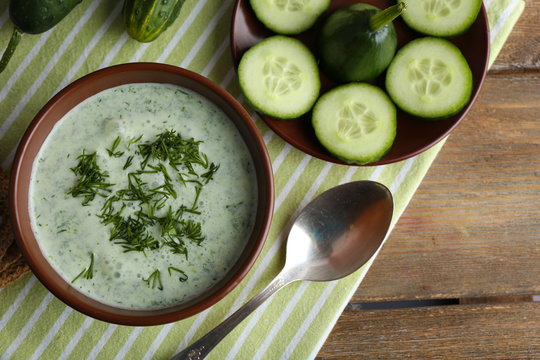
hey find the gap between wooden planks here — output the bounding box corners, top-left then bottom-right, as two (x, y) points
(318, 298), (540, 360)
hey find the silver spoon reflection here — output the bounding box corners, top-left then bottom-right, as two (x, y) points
(172, 180), (393, 360)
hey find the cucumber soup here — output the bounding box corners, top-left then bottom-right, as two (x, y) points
(29, 83), (258, 309)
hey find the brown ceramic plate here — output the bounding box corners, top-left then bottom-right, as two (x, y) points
(231, 0), (489, 165)
(10, 63), (274, 326)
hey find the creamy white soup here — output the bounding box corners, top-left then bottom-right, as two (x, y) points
(29, 83), (258, 309)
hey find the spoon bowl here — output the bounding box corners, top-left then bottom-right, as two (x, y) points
(284, 181), (393, 282)
(173, 180), (393, 359)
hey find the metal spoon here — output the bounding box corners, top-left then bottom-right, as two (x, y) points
(172, 180), (394, 360)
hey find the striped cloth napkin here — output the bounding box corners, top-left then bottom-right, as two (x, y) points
(0, 0), (523, 359)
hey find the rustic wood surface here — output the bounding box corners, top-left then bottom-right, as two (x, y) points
(318, 302), (540, 359)
(319, 0), (540, 358)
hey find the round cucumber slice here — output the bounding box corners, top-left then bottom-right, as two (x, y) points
(238, 35), (320, 119)
(385, 37), (473, 120)
(250, 0), (331, 35)
(398, 0), (482, 37)
(312, 83), (396, 165)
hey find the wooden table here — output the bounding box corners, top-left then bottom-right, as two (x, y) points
(318, 1), (540, 358)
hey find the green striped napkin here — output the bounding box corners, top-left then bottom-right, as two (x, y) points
(0, 0), (523, 358)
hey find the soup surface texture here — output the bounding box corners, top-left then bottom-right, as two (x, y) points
(29, 83), (258, 309)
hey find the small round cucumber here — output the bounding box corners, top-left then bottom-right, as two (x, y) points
(312, 83), (396, 165)
(316, 3), (402, 83)
(238, 35), (320, 119)
(398, 0), (482, 37)
(385, 37), (473, 120)
(250, 0), (330, 35)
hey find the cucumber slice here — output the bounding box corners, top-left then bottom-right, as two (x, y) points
(238, 35), (320, 119)
(312, 83), (396, 165)
(398, 0), (482, 37)
(385, 37), (473, 120)
(250, 0), (331, 35)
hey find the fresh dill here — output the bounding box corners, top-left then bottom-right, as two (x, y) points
(116, 172), (152, 203)
(168, 266), (188, 282)
(201, 163), (220, 184)
(109, 215), (159, 253)
(67, 151), (113, 205)
(137, 130), (206, 172)
(143, 269), (163, 290)
(72, 253), (94, 283)
(158, 206), (182, 237)
(127, 135), (143, 150)
(123, 155), (134, 170)
(106, 136), (124, 157)
(68, 129), (220, 290)
(179, 219), (205, 246)
(190, 186), (202, 211)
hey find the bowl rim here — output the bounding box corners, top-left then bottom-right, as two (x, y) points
(9, 62), (275, 326)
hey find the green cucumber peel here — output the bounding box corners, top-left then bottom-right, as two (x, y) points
(0, 28), (22, 74)
(370, 3), (406, 32)
(1, 0), (82, 74)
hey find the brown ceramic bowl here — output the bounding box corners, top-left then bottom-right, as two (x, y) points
(10, 63), (274, 326)
(231, 0), (490, 165)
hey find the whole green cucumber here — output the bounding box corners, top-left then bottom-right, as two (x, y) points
(123, 0), (186, 42)
(0, 0), (82, 73)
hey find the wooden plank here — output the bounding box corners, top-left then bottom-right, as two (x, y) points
(317, 302), (540, 359)
(353, 73), (540, 302)
(489, 0), (540, 72)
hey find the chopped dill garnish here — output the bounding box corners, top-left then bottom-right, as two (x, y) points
(68, 129), (221, 290)
(190, 186), (202, 211)
(72, 253), (94, 283)
(163, 236), (188, 257)
(109, 215), (159, 253)
(168, 267), (188, 282)
(201, 163), (220, 184)
(67, 151), (113, 205)
(127, 135), (143, 150)
(158, 206), (182, 237)
(149, 163), (171, 181)
(143, 269), (163, 290)
(97, 195), (123, 225)
(123, 155), (134, 170)
(157, 207), (189, 257)
(106, 136), (124, 157)
(179, 219), (205, 246)
(137, 130), (205, 171)
(116, 172), (152, 203)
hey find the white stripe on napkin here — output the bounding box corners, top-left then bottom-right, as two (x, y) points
(58, 317), (94, 360)
(0, 33), (53, 104)
(53, 1), (123, 94)
(0, 276), (37, 331)
(490, 0), (520, 40)
(87, 324), (117, 360)
(2, 292), (54, 359)
(156, 0), (211, 63)
(0, 0), (104, 142)
(29, 307), (72, 360)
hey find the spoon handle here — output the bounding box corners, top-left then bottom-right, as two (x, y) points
(171, 273), (292, 360)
